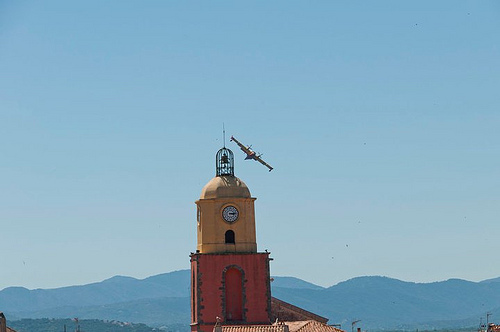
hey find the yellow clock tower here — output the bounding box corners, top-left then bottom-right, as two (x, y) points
(195, 147), (257, 253)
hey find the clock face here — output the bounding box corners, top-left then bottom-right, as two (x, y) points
(222, 205), (239, 223)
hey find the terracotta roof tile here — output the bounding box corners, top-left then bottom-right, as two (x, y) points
(219, 321), (344, 332)
(271, 297), (329, 324)
(285, 320), (344, 332)
(284, 321), (310, 332)
(221, 325), (287, 332)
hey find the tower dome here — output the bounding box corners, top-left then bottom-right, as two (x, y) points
(200, 175), (251, 199)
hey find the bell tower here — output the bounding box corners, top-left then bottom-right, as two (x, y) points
(190, 147), (272, 332)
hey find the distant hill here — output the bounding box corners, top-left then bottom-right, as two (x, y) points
(2, 271), (500, 330)
(272, 276), (500, 329)
(9, 318), (159, 332)
(480, 277), (500, 284)
(10, 297), (190, 327)
(0, 270), (190, 312)
(271, 276), (324, 290)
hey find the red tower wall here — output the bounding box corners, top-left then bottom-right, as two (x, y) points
(190, 252), (271, 332)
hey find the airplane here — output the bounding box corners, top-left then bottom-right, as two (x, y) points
(230, 136), (273, 172)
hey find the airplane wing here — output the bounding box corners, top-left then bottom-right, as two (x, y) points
(230, 136), (248, 152)
(254, 155), (273, 172)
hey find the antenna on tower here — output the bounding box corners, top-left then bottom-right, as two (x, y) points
(223, 123), (226, 148)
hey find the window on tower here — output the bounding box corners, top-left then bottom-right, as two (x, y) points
(225, 230), (235, 244)
(224, 267), (243, 321)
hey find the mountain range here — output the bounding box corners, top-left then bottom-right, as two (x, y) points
(1, 270), (499, 330)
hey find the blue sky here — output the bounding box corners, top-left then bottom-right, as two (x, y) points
(0, 1), (499, 290)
